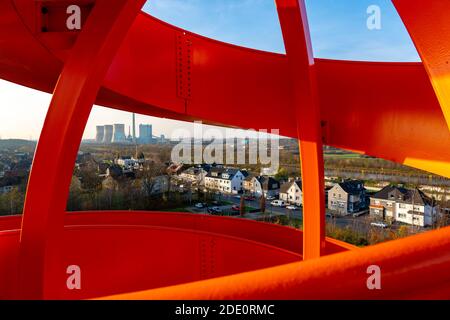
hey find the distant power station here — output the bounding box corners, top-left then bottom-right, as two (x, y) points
(95, 114), (166, 145)
(103, 125), (113, 144)
(112, 124), (127, 143)
(139, 124), (153, 144)
(95, 126), (104, 143)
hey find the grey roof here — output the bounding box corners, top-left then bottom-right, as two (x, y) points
(257, 176), (280, 191)
(337, 180), (364, 195)
(244, 174), (255, 182)
(182, 167), (204, 175)
(372, 186), (433, 206)
(206, 168), (248, 181)
(280, 180), (301, 194)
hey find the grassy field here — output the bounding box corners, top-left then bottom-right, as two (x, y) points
(323, 153), (364, 159)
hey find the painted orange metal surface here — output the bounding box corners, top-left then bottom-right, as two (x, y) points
(0, 0), (448, 299)
(102, 223), (450, 300)
(275, 0), (325, 259)
(2, 3), (449, 177)
(0, 211), (354, 299)
(18, 0), (147, 299)
(393, 0), (450, 132)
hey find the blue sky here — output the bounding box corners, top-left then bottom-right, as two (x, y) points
(145, 0), (419, 61)
(1, 0), (420, 140)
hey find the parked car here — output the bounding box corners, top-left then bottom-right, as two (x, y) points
(195, 203), (206, 209)
(271, 200), (287, 207)
(371, 222), (388, 228)
(326, 213), (334, 218)
(286, 205), (299, 210)
(353, 211), (367, 218)
(231, 205), (240, 212)
(234, 195), (241, 199)
(266, 196), (276, 201)
(208, 207), (223, 214)
(244, 196), (256, 201)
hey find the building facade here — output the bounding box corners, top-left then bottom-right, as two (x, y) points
(179, 166), (208, 186)
(328, 180), (367, 215)
(370, 186), (438, 227)
(279, 180), (302, 206)
(244, 176), (280, 197)
(204, 168), (248, 194)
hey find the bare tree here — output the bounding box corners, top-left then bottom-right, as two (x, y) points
(260, 194), (266, 214)
(240, 196), (245, 216)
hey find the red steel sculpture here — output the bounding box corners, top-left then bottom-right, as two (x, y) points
(0, 0), (449, 299)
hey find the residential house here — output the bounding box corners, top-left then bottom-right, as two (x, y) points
(260, 176), (281, 197)
(204, 167), (248, 194)
(0, 176), (21, 194)
(179, 166), (208, 186)
(115, 156), (142, 172)
(243, 175), (255, 193)
(328, 180), (367, 215)
(280, 180), (303, 206)
(166, 162), (185, 175)
(245, 176), (280, 197)
(370, 186), (438, 227)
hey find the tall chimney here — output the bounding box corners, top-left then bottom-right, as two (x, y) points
(132, 113), (136, 143)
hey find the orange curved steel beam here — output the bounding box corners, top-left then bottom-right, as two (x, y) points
(0, 0), (448, 300)
(18, 0), (146, 299)
(393, 0), (450, 131)
(275, 0), (325, 259)
(1, 4), (448, 177)
(102, 224), (450, 300)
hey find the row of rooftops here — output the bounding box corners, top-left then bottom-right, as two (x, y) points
(179, 164), (436, 206)
(207, 167), (249, 181)
(372, 185), (434, 206)
(326, 180), (435, 207)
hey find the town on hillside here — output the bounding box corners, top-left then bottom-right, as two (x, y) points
(1, 139), (449, 247)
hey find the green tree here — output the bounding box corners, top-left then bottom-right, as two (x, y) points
(275, 167), (289, 181)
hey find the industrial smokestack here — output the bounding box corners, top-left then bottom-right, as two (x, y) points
(96, 126), (105, 143)
(103, 125), (113, 144)
(112, 124), (127, 143)
(132, 113), (136, 144)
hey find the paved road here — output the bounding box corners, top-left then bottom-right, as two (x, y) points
(188, 194), (424, 236)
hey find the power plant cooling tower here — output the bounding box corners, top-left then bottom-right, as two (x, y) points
(96, 126), (105, 143)
(102, 125), (113, 144)
(139, 124), (153, 144)
(112, 124), (127, 143)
